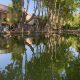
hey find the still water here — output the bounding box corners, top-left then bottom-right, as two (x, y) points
(0, 34), (80, 80)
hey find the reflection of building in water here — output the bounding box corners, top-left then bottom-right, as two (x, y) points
(0, 49), (6, 54)
(25, 38), (33, 45)
(0, 48), (9, 54)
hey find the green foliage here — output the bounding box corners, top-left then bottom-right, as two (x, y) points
(33, 0), (80, 29)
(11, 0), (22, 23)
(0, 34), (80, 80)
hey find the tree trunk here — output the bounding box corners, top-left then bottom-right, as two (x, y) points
(21, 0), (24, 36)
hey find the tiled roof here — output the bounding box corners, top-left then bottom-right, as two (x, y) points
(0, 4), (8, 11)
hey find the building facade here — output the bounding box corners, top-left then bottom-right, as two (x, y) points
(0, 4), (12, 23)
(0, 4), (35, 25)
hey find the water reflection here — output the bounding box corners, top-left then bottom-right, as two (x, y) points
(0, 34), (80, 80)
(0, 53), (12, 70)
(69, 47), (78, 57)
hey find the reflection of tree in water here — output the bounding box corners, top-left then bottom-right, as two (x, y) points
(0, 36), (8, 51)
(26, 34), (66, 80)
(0, 35), (26, 80)
(26, 34), (80, 80)
(0, 34), (80, 80)
(8, 36), (25, 61)
(65, 35), (80, 80)
(66, 58), (80, 80)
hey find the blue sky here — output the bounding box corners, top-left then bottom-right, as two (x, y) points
(24, 0), (34, 13)
(0, 0), (34, 13)
(0, 0), (12, 6)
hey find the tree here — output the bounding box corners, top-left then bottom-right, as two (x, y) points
(33, 0), (80, 29)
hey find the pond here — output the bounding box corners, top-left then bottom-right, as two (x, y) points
(0, 33), (80, 80)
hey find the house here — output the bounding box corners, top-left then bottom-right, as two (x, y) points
(0, 4), (36, 24)
(0, 4), (11, 24)
(0, 4), (38, 33)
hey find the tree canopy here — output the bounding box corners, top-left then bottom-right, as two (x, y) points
(10, 0), (80, 29)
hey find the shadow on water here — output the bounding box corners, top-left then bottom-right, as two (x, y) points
(0, 33), (80, 80)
